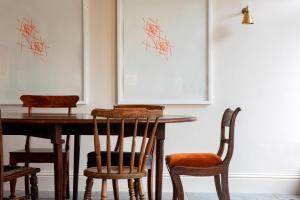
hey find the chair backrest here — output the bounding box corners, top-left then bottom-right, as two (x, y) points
(91, 108), (161, 174)
(20, 95), (79, 115)
(114, 104), (165, 112)
(113, 104), (164, 151)
(20, 95), (79, 150)
(217, 107), (241, 165)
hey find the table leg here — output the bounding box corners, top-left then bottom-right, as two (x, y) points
(0, 168), (2, 200)
(155, 125), (165, 200)
(73, 135), (81, 200)
(52, 125), (63, 200)
(0, 132), (3, 200)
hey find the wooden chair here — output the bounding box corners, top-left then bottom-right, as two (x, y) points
(9, 95), (79, 199)
(0, 110), (40, 200)
(83, 108), (161, 200)
(165, 107), (241, 200)
(87, 104), (164, 200)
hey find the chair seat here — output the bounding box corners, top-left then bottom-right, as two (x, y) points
(11, 148), (67, 153)
(87, 151), (153, 169)
(3, 165), (40, 182)
(10, 148), (67, 163)
(166, 153), (222, 168)
(84, 166), (147, 180)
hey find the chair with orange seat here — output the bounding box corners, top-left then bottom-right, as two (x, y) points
(166, 107), (241, 200)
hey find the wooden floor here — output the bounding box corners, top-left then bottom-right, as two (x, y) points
(5, 192), (300, 200)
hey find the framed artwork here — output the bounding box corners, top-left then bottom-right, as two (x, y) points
(117, 0), (212, 104)
(0, 0), (87, 104)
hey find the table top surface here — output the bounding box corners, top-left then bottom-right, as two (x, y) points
(1, 113), (197, 124)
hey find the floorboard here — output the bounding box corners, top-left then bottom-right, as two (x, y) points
(4, 191), (300, 200)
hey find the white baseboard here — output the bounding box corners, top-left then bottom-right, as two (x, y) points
(5, 172), (300, 194)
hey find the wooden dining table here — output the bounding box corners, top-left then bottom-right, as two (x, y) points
(1, 112), (196, 200)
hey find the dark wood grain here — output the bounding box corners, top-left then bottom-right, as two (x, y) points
(20, 95), (79, 109)
(73, 134), (81, 200)
(10, 95), (79, 199)
(1, 113), (196, 200)
(155, 125), (165, 200)
(0, 111), (40, 200)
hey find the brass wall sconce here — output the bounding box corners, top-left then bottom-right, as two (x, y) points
(242, 6), (254, 24)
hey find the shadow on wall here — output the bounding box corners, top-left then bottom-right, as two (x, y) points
(294, 172), (300, 194)
(213, 0), (249, 43)
(213, 12), (240, 44)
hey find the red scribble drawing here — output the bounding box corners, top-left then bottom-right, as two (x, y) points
(17, 18), (49, 57)
(145, 18), (160, 38)
(157, 37), (172, 55)
(143, 17), (173, 58)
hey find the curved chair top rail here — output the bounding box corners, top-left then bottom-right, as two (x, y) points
(114, 104), (164, 111)
(20, 95), (79, 108)
(221, 107), (241, 127)
(218, 107), (241, 164)
(91, 108), (162, 119)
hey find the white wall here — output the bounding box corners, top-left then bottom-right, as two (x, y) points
(3, 0), (300, 194)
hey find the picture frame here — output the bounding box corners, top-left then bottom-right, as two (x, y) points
(117, 0), (212, 104)
(0, 0), (87, 104)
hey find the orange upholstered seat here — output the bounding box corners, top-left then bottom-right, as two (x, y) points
(166, 153), (222, 168)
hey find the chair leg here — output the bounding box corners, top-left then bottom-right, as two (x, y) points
(170, 174), (178, 200)
(63, 155), (70, 199)
(9, 179), (17, 199)
(9, 156), (17, 199)
(138, 179), (145, 200)
(214, 175), (223, 200)
(147, 169), (153, 200)
(128, 179), (136, 200)
(30, 172), (39, 200)
(170, 170), (184, 200)
(84, 177), (94, 200)
(24, 162), (30, 198)
(66, 177), (70, 199)
(134, 179), (139, 200)
(221, 171), (230, 200)
(112, 180), (120, 200)
(101, 179), (107, 200)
